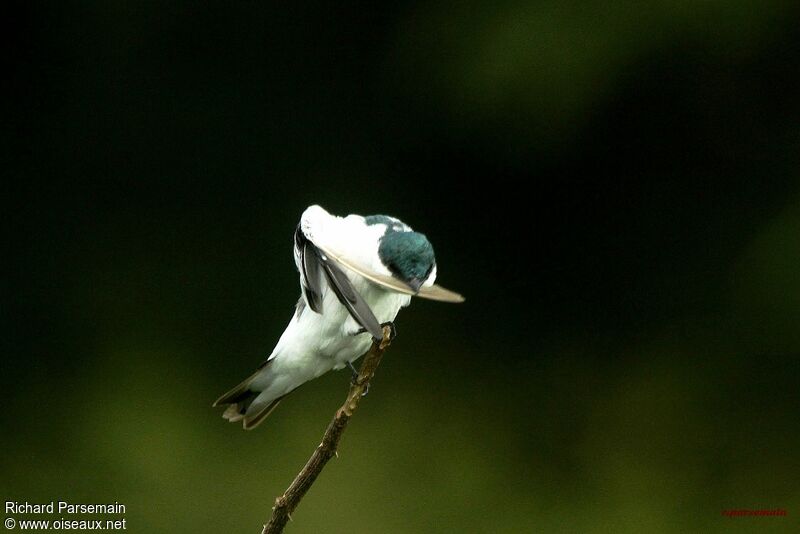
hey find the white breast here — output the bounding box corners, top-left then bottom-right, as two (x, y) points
(268, 205), (413, 377)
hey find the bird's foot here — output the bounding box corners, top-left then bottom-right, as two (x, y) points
(351, 322), (396, 342)
(346, 361), (359, 383)
(346, 361), (370, 397)
(380, 321), (397, 341)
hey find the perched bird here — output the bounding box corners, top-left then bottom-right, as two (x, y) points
(213, 205), (464, 429)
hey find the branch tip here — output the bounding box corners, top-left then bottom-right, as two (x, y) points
(261, 335), (391, 533)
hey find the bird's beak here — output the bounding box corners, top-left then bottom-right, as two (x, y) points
(406, 277), (423, 293)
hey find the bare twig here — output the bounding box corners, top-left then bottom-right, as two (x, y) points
(261, 325), (393, 534)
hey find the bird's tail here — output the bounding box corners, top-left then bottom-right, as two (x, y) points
(213, 361), (288, 430)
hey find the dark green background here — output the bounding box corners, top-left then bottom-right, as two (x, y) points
(5, 2), (799, 532)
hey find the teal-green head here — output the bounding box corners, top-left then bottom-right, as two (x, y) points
(377, 231), (436, 292)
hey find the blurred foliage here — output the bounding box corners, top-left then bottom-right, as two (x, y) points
(4, 1), (800, 532)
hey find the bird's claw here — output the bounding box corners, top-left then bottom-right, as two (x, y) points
(347, 361), (359, 384)
(351, 322), (396, 341)
(346, 361), (370, 396)
(380, 321), (397, 341)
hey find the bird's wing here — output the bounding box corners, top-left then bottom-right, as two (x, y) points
(295, 223), (383, 339)
(314, 242), (466, 303)
(314, 248), (383, 339)
(294, 224), (324, 313)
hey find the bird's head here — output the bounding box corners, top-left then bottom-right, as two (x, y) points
(378, 231), (436, 293)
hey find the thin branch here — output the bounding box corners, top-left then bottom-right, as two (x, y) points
(261, 326), (393, 534)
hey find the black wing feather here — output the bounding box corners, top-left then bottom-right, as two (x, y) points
(294, 225), (324, 312)
(315, 248), (383, 339)
(293, 224), (383, 339)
